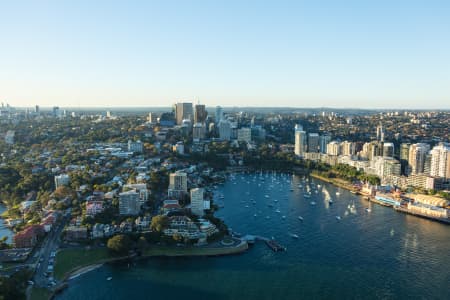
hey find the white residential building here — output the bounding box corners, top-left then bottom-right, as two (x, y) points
(294, 125), (307, 157)
(54, 174), (70, 189)
(430, 143), (450, 179)
(190, 188), (205, 216)
(119, 190), (140, 215)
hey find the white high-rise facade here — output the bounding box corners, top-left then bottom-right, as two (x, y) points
(408, 143), (430, 175)
(190, 188), (205, 216)
(219, 120), (231, 140)
(430, 144), (450, 179)
(294, 125), (307, 157)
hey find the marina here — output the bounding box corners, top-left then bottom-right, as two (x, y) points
(57, 172), (450, 300)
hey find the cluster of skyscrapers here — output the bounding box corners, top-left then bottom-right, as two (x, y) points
(294, 123), (450, 190)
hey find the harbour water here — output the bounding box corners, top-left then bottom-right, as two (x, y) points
(57, 173), (450, 299)
(0, 203), (14, 243)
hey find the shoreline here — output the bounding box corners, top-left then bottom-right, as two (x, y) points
(310, 172), (450, 225)
(50, 241), (248, 299)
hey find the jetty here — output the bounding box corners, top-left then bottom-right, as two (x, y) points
(246, 235), (286, 252)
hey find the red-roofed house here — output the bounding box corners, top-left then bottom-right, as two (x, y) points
(14, 225), (45, 248)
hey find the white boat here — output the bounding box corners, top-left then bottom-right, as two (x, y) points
(265, 195), (270, 198)
(281, 215), (286, 219)
(336, 216), (341, 220)
(254, 214), (257, 217)
(275, 209), (281, 213)
(107, 277), (112, 281)
(365, 208), (371, 212)
(245, 205), (249, 208)
(310, 201), (316, 205)
(290, 233), (299, 239)
(328, 199), (333, 204)
(336, 192), (340, 196)
(304, 194), (311, 198)
(298, 216), (303, 221)
(274, 199), (278, 202)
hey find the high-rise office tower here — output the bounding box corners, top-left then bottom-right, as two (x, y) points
(383, 142), (395, 158)
(215, 106), (223, 124)
(194, 104), (207, 123)
(175, 102), (193, 125)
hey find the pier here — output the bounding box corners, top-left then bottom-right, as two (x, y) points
(241, 235), (286, 252)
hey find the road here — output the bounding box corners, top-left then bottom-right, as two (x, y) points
(32, 214), (69, 287)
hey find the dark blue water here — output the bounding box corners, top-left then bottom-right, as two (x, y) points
(57, 173), (450, 300)
(0, 204), (14, 243)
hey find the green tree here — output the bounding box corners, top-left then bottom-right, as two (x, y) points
(107, 234), (132, 255)
(150, 215), (169, 232)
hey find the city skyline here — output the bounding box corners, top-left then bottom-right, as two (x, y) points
(1, 1), (450, 109)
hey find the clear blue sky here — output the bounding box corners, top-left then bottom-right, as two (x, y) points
(0, 0), (449, 109)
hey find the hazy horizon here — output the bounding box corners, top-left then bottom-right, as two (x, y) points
(1, 1), (449, 109)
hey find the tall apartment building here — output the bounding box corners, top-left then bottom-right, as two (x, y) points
(237, 128), (252, 143)
(327, 141), (341, 156)
(169, 172), (187, 192)
(294, 125), (307, 157)
(319, 134), (331, 154)
(218, 120), (231, 140)
(119, 190), (140, 215)
(215, 106), (223, 123)
(190, 188), (205, 216)
(383, 142), (395, 158)
(193, 123), (206, 141)
(307, 133), (320, 153)
(430, 144), (450, 179)
(341, 141), (356, 156)
(408, 143), (430, 175)
(123, 183), (149, 207)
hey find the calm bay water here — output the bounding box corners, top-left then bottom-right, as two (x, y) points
(57, 173), (450, 300)
(0, 204), (14, 243)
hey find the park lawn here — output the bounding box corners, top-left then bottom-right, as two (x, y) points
(30, 287), (50, 300)
(54, 248), (110, 280)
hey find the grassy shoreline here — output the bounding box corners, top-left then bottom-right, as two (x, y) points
(309, 172), (358, 192)
(55, 241), (248, 280)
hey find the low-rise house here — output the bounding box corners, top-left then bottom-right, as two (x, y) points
(120, 221), (133, 233)
(135, 216), (151, 231)
(65, 226), (88, 241)
(104, 224), (114, 237)
(92, 223), (105, 239)
(86, 200), (104, 217)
